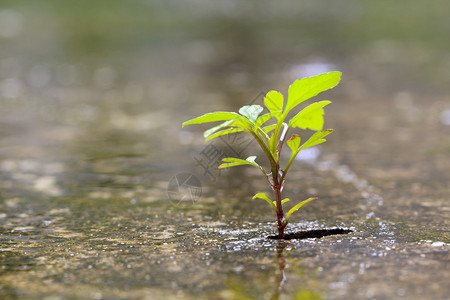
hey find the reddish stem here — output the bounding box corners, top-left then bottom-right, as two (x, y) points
(272, 165), (286, 239)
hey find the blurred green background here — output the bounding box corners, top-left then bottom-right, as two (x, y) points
(1, 0), (449, 182)
(2, 0), (449, 95)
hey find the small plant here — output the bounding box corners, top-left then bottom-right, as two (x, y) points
(182, 72), (341, 239)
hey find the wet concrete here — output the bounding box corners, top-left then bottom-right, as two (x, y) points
(1, 1), (449, 299)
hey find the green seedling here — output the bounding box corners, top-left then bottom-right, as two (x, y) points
(183, 72), (341, 239)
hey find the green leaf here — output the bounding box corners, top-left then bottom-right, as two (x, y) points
(264, 90), (284, 113)
(253, 193), (276, 211)
(262, 124), (277, 133)
(239, 105), (264, 122)
(270, 198), (290, 208)
(205, 128), (245, 142)
(182, 111), (241, 127)
(287, 134), (301, 153)
(219, 156), (261, 170)
(254, 112), (281, 128)
(282, 134), (302, 179)
(203, 119), (236, 138)
(299, 129), (334, 150)
(285, 197), (317, 222)
(204, 117), (255, 138)
(289, 100), (331, 131)
(281, 198), (290, 205)
(285, 71), (341, 115)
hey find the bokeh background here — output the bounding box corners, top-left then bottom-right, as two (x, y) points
(1, 0), (449, 187)
(1, 1), (449, 299)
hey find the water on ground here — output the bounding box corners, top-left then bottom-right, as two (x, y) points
(0, 1), (449, 299)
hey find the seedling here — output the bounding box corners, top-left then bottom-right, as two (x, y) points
(182, 72), (341, 239)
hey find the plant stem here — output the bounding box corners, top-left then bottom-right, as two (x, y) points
(276, 123), (289, 160)
(251, 131), (277, 170)
(272, 165), (286, 239)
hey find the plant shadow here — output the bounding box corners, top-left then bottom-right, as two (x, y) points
(268, 228), (353, 240)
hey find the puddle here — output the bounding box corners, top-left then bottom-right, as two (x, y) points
(1, 1), (449, 300)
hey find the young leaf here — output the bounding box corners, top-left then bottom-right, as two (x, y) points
(205, 128), (245, 142)
(287, 134), (301, 153)
(285, 72), (341, 115)
(264, 90), (284, 113)
(289, 100), (331, 131)
(299, 129), (334, 150)
(281, 134), (302, 182)
(204, 117), (255, 139)
(262, 124), (277, 133)
(285, 197), (317, 222)
(281, 198), (290, 205)
(239, 105), (264, 123)
(253, 193), (277, 211)
(254, 112), (281, 128)
(203, 119), (236, 138)
(219, 156), (261, 170)
(182, 111), (241, 127)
